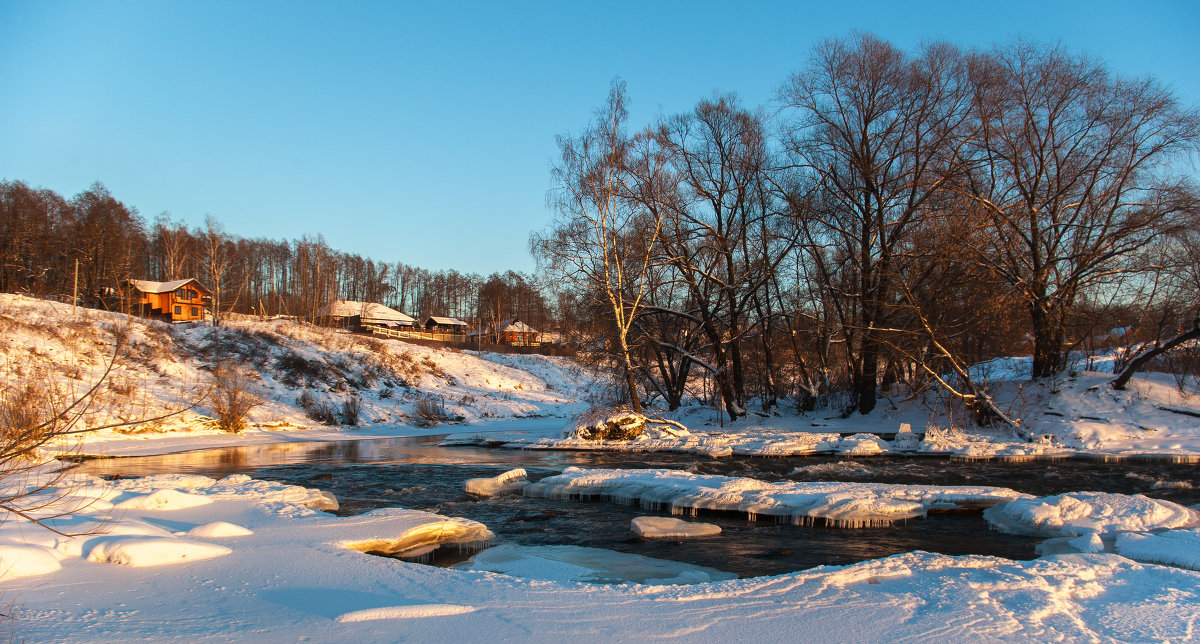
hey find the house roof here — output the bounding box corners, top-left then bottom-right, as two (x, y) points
(318, 300), (416, 323)
(425, 316), (469, 327)
(467, 320), (539, 337)
(128, 278), (210, 294)
(499, 320), (538, 334)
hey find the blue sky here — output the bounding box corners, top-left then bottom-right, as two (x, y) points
(2, 1), (1198, 275)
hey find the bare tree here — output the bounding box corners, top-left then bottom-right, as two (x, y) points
(649, 94), (793, 420)
(779, 34), (974, 414)
(960, 40), (1200, 379)
(535, 79), (662, 413)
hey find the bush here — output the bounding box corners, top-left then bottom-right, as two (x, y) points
(297, 389), (337, 425)
(211, 366), (261, 433)
(339, 396), (362, 426)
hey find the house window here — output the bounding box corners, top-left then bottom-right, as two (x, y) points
(174, 306), (182, 315)
(191, 307), (199, 317)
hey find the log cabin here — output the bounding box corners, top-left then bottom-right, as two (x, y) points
(128, 278), (211, 323)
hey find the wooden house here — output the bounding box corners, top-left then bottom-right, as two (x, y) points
(471, 319), (539, 346)
(423, 316), (470, 334)
(128, 278), (211, 323)
(317, 300), (416, 331)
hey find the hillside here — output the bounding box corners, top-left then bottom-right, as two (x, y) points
(0, 294), (596, 455)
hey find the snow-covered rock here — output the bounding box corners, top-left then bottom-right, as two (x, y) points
(984, 491), (1200, 537)
(464, 468), (529, 496)
(564, 406), (690, 441)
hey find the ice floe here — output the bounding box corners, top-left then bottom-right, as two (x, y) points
(524, 467), (1025, 527)
(631, 516), (721, 538)
(454, 543), (737, 585)
(463, 468), (529, 496)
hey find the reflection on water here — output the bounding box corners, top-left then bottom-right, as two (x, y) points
(70, 435), (1200, 578)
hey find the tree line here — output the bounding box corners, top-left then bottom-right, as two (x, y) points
(535, 35), (1200, 422)
(0, 182), (551, 330)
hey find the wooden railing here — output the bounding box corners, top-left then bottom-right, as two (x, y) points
(364, 325), (468, 343)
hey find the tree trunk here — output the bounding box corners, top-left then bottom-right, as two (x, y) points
(1030, 300), (1064, 378)
(1112, 317), (1200, 390)
(856, 332), (879, 415)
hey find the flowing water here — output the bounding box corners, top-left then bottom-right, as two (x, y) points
(73, 435), (1200, 578)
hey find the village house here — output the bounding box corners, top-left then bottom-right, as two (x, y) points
(471, 319), (540, 346)
(317, 299), (417, 332)
(127, 278), (211, 323)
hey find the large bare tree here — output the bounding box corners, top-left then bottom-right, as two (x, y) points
(960, 41), (1200, 378)
(779, 34), (974, 414)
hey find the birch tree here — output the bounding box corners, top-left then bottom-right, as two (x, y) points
(534, 80), (661, 413)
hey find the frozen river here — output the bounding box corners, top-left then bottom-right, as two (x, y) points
(72, 435), (1200, 578)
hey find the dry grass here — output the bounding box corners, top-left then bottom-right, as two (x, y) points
(413, 396), (447, 427)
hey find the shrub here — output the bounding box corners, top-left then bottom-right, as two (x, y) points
(211, 367), (261, 433)
(339, 396), (362, 426)
(297, 389), (338, 425)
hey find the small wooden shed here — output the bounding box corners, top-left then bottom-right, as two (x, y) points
(423, 316), (470, 333)
(127, 278), (211, 323)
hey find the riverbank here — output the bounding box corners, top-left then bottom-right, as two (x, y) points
(2, 462), (1198, 641)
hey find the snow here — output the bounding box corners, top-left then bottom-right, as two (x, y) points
(113, 488), (214, 510)
(0, 471), (1197, 641)
(453, 543), (737, 585)
(524, 467), (1026, 528)
(335, 604), (477, 622)
(1115, 529), (1200, 570)
(463, 468), (529, 496)
(0, 294), (597, 459)
(631, 516), (721, 538)
(984, 491), (1200, 537)
(186, 521), (254, 537)
(85, 536), (233, 566)
(0, 544), (62, 577)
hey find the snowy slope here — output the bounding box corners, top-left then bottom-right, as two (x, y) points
(0, 294), (596, 455)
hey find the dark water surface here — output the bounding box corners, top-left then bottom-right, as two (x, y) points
(73, 436), (1200, 578)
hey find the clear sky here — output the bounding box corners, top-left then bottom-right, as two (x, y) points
(2, 0), (1198, 276)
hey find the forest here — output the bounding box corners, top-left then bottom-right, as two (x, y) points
(0, 183), (552, 332)
(534, 35), (1200, 422)
(3, 35), (1197, 424)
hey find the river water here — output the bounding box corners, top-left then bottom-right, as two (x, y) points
(73, 435), (1200, 578)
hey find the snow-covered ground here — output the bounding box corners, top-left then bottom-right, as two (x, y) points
(448, 367), (1200, 461)
(5, 294), (1200, 640)
(2, 469), (1199, 642)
